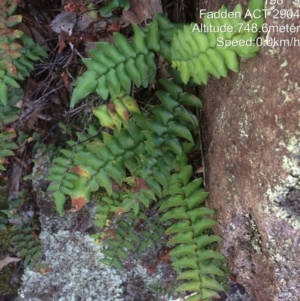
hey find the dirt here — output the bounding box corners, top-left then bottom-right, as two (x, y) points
(197, 1), (300, 300)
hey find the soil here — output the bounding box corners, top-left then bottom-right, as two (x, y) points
(197, 1), (300, 300)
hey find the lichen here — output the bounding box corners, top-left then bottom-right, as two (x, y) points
(260, 135), (300, 300)
(243, 214), (262, 254)
(19, 230), (164, 301)
(19, 230), (125, 301)
(265, 136), (300, 230)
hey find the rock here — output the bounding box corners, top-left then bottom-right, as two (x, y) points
(198, 0), (300, 300)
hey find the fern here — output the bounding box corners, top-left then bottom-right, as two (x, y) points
(72, 0), (265, 106)
(159, 167), (225, 300)
(47, 0), (266, 299)
(49, 79), (199, 214)
(92, 193), (166, 270)
(10, 224), (42, 269)
(98, 211), (163, 269)
(70, 19), (161, 106)
(0, 87), (23, 172)
(99, 0), (130, 17)
(0, 87), (22, 124)
(148, 278), (179, 300)
(1, 194), (42, 269)
(0, 0), (47, 105)
(0, 0), (48, 172)
(170, 3), (265, 84)
(0, 128), (18, 171)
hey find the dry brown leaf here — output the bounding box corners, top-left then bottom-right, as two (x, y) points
(58, 30), (69, 54)
(127, 0), (145, 23)
(64, 0), (81, 13)
(0, 256), (21, 270)
(102, 229), (117, 239)
(107, 23), (122, 33)
(122, 10), (141, 25)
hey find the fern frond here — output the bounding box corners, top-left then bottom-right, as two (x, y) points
(99, 212), (141, 269)
(11, 224), (42, 269)
(71, 20), (162, 106)
(99, 0), (130, 17)
(159, 168), (225, 300)
(0, 128), (18, 172)
(171, 1), (265, 85)
(1, 194), (41, 269)
(0, 0), (47, 105)
(50, 79), (201, 217)
(0, 87), (22, 125)
(100, 208), (167, 269)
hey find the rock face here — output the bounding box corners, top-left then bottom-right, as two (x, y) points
(198, 1), (300, 300)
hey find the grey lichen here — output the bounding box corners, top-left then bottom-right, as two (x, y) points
(243, 213), (262, 254)
(19, 229), (173, 301)
(19, 230), (124, 301)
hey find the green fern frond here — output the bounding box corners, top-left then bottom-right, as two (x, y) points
(1, 193), (41, 269)
(71, 20), (162, 106)
(99, 0), (130, 17)
(50, 1), (266, 297)
(171, 1), (265, 85)
(94, 192), (122, 228)
(11, 224), (42, 269)
(0, 87), (22, 125)
(159, 168), (225, 300)
(100, 209), (167, 269)
(0, 0), (47, 105)
(99, 212), (141, 269)
(50, 80), (201, 217)
(0, 129), (18, 172)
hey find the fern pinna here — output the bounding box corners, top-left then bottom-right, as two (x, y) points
(48, 0), (265, 299)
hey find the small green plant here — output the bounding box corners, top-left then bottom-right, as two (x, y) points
(0, 87), (22, 173)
